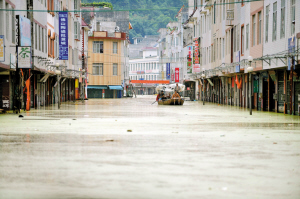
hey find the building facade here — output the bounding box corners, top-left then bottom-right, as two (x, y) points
(0, 0), (91, 111)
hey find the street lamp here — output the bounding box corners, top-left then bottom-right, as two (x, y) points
(55, 63), (61, 109)
(201, 73), (205, 105)
(247, 56), (253, 115)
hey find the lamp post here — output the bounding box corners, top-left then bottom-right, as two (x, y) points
(201, 73), (205, 105)
(247, 56), (253, 115)
(55, 63), (61, 109)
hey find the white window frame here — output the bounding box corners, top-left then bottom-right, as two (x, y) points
(265, 5), (269, 43)
(93, 63), (103, 75)
(113, 63), (118, 76)
(113, 42), (118, 54)
(273, 2), (277, 41)
(93, 41), (103, 53)
(280, 0), (285, 39)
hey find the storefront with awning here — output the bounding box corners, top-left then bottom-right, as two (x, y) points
(87, 85), (123, 98)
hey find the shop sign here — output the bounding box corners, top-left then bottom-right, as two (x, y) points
(0, 35), (4, 62)
(166, 63), (170, 80)
(18, 46), (31, 69)
(187, 46), (192, 73)
(193, 38), (200, 65)
(175, 68), (179, 83)
(19, 16), (31, 46)
(193, 64), (200, 73)
(59, 12), (69, 60)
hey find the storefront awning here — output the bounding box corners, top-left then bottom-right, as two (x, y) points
(109, 85), (123, 90)
(87, 85), (107, 89)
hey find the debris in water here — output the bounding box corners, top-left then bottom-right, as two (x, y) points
(19, 115), (23, 118)
(72, 119), (76, 120)
(220, 135), (225, 137)
(273, 142), (277, 144)
(105, 140), (114, 142)
(127, 129), (132, 132)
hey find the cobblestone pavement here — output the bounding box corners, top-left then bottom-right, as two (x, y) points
(1, 96), (300, 199)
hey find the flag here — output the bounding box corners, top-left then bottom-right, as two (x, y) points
(129, 22), (133, 30)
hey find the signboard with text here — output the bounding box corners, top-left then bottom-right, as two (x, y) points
(18, 46), (31, 69)
(175, 68), (179, 83)
(59, 12), (69, 60)
(166, 63), (170, 80)
(187, 46), (193, 73)
(0, 35), (4, 62)
(193, 64), (200, 73)
(193, 37), (200, 65)
(19, 16), (31, 46)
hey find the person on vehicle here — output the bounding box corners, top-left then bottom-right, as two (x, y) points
(175, 83), (180, 92)
(172, 90), (180, 99)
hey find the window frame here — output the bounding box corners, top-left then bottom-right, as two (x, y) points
(280, 0), (285, 39)
(92, 63), (103, 76)
(113, 42), (118, 54)
(252, 14), (256, 47)
(113, 63), (118, 76)
(273, 2), (277, 41)
(265, 5), (269, 43)
(93, 41), (103, 53)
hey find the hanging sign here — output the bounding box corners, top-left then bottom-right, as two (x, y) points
(193, 37), (200, 65)
(59, 12), (69, 60)
(187, 46), (192, 73)
(175, 68), (179, 83)
(166, 63), (170, 80)
(18, 46), (31, 69)
(19, 16), (31, 46)
(193, 64), (200, 73)
(0, 35), (4, 62)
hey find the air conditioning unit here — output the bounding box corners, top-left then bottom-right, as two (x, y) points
(115, 26), (120, 32)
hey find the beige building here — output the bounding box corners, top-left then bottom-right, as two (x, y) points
(87, 31), (127, 98)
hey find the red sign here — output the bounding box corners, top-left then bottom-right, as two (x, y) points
(175, 68), (179, 83)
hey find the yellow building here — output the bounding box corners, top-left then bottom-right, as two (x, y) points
(87, 31), (126, 98)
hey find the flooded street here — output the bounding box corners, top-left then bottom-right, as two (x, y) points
(1, 96), (300, 199)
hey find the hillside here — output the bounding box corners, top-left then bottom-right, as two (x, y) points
(82, 0), (188, 43)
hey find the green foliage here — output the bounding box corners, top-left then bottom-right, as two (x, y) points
(81, 2), (113, 9)
(82, 0), (188, 43)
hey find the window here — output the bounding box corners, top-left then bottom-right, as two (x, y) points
(93, 63), (103, 75)
(35, 23), (38, 49)
(291, 0), (295, 35)
(113, 64), (118, 75)
(113, 42), (118, 54)
(222, 38), (225, 58)
(273, 2), (277, 41)
(39, 26), (42, 51)
(45, 29), (47, 53)
(233, 27), (236, 52)
(6, 3), (9, 41)
(74, 21), (80, 40)
(252, 15), (256, 46)
(11, 8), (15, 43)
(93, 41), (103, 53)
(241, 26), (244, 55)
(96, 22), (100, 31)
(258, 11), (262, 44)
(214, 2), (216, 24)
(223, 0), (225, 20)
(42, 28), (44, 52)
(74, 0), (78, 14)
(246, 24), (249, 50)
(265, 5), (270, 42)
(280, 0), (285, 38)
